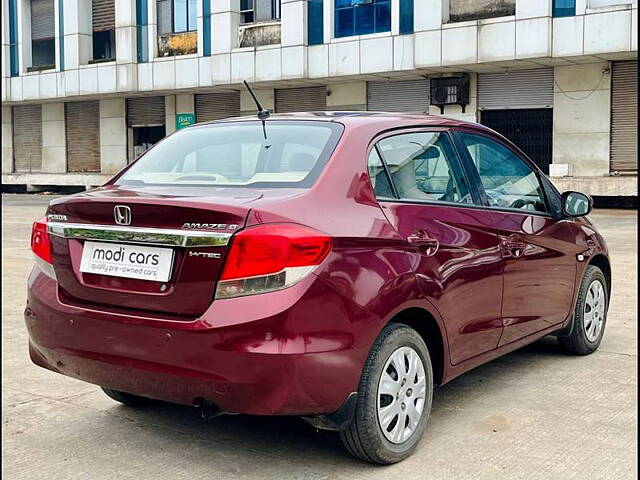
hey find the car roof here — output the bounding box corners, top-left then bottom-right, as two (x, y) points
(194, 111), (492, 132)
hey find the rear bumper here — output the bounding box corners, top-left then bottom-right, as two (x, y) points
(25, 267), (378, 416)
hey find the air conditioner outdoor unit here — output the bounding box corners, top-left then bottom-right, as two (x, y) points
(430, 74), (470, 114)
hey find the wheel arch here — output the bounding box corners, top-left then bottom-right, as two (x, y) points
(387, 307), (447, 387)
(588, 254), (611, 297)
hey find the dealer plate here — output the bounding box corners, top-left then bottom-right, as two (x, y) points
(80, 241), (174, 282)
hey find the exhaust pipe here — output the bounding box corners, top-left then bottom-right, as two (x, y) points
(193, 398), (225, 421)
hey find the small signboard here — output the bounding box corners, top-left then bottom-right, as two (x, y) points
(176, 113), (196, 130)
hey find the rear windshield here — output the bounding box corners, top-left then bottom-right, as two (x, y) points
(115, 120), (343, 188)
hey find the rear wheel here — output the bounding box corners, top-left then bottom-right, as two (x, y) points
(559, 265), (609, 355)
(101, 387), (152, 407)
(340, 323), (433, 464)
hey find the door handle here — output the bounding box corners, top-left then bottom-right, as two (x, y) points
(501, 235), (526, 259)
(407, 231), (439, 256)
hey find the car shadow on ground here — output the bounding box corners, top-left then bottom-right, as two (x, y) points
(97, 335), (569, 466)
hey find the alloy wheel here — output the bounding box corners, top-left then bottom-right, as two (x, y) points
(584, 279), (606, 342)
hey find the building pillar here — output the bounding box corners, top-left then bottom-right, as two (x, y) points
(414, 0), (447, 32)
(63, 0), (93, 69)
(1, 107), (13, 173)
(241, 89), (274, 116)
(17, 0), (32, 71)
(99, 98), (127, 173)
(115, 0), (137, 64)
(327, 82), (367, 110)
(164, 94), (196, 135)
(1, 0), (11, 79)
(212, 0), (240, 54)
(41, 103), (66, 173)
(551, 63), (612, 178)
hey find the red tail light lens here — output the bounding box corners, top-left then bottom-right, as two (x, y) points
(216, 223), (332, 299)
(31, 217), (52, 263)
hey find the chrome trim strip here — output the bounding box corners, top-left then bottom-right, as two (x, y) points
(47, 222), (232, 247)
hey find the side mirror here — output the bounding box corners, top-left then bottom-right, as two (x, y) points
(562, 191), (593, 218)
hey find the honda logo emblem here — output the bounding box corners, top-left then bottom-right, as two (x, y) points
(114, 205), (132, 225)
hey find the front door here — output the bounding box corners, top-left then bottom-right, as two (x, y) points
(455, 131), (579, 346)
(368, 129), (504, 365)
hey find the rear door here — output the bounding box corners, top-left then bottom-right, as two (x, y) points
(453, 130), (579, 345)
(370, 129), (504, 365)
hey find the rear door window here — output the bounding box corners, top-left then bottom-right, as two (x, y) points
(369, 131), (474, 205)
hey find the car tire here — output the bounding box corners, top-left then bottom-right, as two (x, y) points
(559, 265), (609, 355)
(101, 387), (152, 407)
(340, 323), (433, 464)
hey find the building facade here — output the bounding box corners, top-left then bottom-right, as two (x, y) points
(1, 0), (637, 197)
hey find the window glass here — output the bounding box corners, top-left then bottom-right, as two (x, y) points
(116, 121), (343, 188)
(174, 0), (187, 32)
(188, 0), (197, 30)
(335, 0), (391, 38)
(375, 132), (473, 204)
(367, 148), (394, 198)
(460, 133), (547, 214)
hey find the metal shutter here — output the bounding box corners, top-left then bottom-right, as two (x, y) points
(275, 86), (327, 113)
(367, 80), (430, 113)
(126, 96), (165, 127)
(478, 68), (553, 110)
(31, 0), (55, 40)
(66, 101), (101, 172)
(92, 0), (115, 31)
(610, 61), (638, 173)
(13, 105), (42, 172)
(195, 92), (241, 122)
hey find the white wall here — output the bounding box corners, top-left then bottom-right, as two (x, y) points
(552, 63), (612, 177)
(99, 98), (127, 173)
(1, 106), (12, 173)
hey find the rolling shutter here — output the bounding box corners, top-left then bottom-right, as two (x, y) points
(275, 86), (327, 113)
(31, 0), (55, 40)
(126, 96), (165, 127)
(478, 68), (553, 110)
(195, 92), (241, 122)
(610, 61), (637, 173)
(367, 79), (430, 113)
(13, 105), (42, 172)
(66, 101), (100, 172)
(92, 0), (115, 31)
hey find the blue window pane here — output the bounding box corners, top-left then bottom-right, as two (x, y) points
(174, 0), (187, 32)
(375, 1), (391, 33)
(354, 4), (375, 35)
(335, 8), (354, 38)
(203, 0), (211, 55)
(9, 0), (19, 76)
(188, 0), (197, 30)
(399, 0), (413, 34)
(308, 0), (324, 45)
(553, 0), (575, 17)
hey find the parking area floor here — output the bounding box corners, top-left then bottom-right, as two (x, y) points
(2, 194), (637, 480)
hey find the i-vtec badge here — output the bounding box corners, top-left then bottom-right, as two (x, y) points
(189, 251), (222, 259)
(182, 223), (239, 230)
(47, 214), (68, 222)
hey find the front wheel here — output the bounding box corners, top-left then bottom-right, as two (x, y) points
(559, 265), (609, 355)
(340, 323), (433, 464)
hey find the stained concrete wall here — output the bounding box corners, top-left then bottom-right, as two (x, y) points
(327, 82), (366, 111)
(41, 103), (66, 173)
(449, 0), (515, 22)
(552, 62), (612, 178)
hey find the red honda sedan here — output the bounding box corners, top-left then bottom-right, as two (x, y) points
(26, 113), (610, 464)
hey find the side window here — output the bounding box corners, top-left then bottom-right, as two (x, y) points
(459, 133), (547, 214)
(368, 148), (394, 198)
(374, 131), (473, 204)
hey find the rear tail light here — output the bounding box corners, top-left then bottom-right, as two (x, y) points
(31, 217), (52, 263)
(215, 223), (332, 299)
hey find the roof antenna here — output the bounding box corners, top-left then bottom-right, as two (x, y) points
(243, 80), (270, 140)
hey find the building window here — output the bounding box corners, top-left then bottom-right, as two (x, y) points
(334, 0), (391, 39)
(202, 0), (211, 56)
(240, 0), (281, 24)
(553, 0), (576, 17)
(9, 0), (19, 76)
(136, 0), (149, 62)
(308, 0), (324, 45)
(92, 0), (116, 62)
(157, 0), (197, 33)
(399, 0), (413, 35)
(30, 0), (55, 70)
(157, 0), (198, 56)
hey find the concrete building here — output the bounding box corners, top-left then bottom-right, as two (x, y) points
(1, 0), (637, 199)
